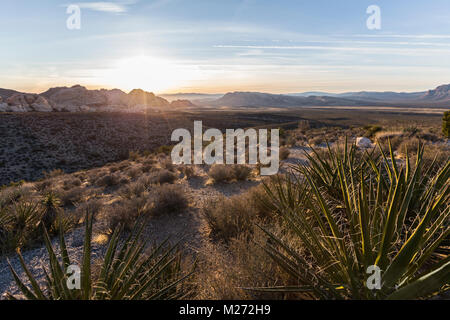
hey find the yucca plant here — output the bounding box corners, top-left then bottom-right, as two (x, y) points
(7, 212), (194, 300)
(40, 192), (61, 231)
(255, 141), (449, 299)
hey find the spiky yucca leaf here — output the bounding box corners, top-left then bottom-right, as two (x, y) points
(255, 141), (449, 299)
(8, 212), (193, 300)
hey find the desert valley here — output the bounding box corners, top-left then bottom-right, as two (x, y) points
(0, 82), (448, 300)
(1, 0), (449, 306)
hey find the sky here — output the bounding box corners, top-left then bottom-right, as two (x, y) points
(1, 0), (450, 94)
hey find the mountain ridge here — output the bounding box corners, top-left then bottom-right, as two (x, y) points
(1, 84), (450, 112)
(0, 85), (196, 112)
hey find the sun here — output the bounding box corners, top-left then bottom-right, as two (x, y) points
(101, 55), (192, 93)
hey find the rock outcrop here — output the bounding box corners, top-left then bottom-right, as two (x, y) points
(170, 99), (196, 108)
(3, 93), (52, 112)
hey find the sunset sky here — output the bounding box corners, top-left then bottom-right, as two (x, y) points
(1, 0), (450, 94)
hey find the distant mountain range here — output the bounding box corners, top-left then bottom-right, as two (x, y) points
(0, 85), (195, 112)
(0, 84), (449, 112)
(194, 84), (450, 108)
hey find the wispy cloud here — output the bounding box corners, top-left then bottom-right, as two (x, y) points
(352, 34), (450, 39)
(70, 1), (138, 13)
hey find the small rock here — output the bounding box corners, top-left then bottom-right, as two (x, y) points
(356, 137), (373, 148)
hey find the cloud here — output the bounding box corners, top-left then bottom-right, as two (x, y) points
(70, 1), (138, 13)
(352, 34), (450, 39)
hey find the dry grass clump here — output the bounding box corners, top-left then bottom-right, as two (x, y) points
(151, 169), (178, 184)
(161, 158), (175, 171)
(202, 186), (274, 242)
(279, 146), (290, 160)
(208, 164), (234, 183)
(0, 185), (30, 206)
(151, 185), (188, 216)
(308, 136), (324, 147)
(34, 179), (52, 193)
(203, 195), (253, 241)
(125, 167), (141, 179)
(232, 165), (252, 181)
(43, 169), (64, 179)
(180, 165), (197, 178)
(62, 177), (82, 190)
(95, 173), (121, 187)
(396, 137), (421, 157)
(119, 180), (149, 199)
(195, 224), (302, 300)
(107, 197), (149, 232)
(57, 186), (87, 207)
(74, 198), (103, 222)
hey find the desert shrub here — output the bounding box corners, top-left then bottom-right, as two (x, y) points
(443, 111), (450, 138)
(208, 164), (234, 183)
(8, 213), (193, 300)
(119, 180), (149, 199)
(417, 132), (439, 142)
(0, 186), (27, 206)
(375, 132), (403, 153)
(161, 158), (175, 171)
(62, 177), (82, 190)
(203, 194), (259, 242)
(403, 125), (421, 136)
(279, 147), (290, 160)
(43, 169), (64, 179)
(128, 150), (141, 161)
(256, 142), (450, 299)
(95, 174), (121, 187)
(108, 197), (149, 232)
(57, 186), (86, 207)
(157, 145), (173, 155)
(152, 185), (188, 216)
(363, 125), (383, 138)
(34, 180), (52, 193)
(141, 163), (153, 173)
(396, 138), (421, 157)
(126, 167), (141, 179)
(195, 225), (300, 299)
(151, 169), (177, 184)
(309, 136), (323, 146)
(245, 180), (280, 220)
(75, 198), (103, 222)
(232, 165), (252, 181)
(180, 165), (197, 178)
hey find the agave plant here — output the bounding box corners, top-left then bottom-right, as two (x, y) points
(7, 212), (193, 300)
(255, 141), (449, 299)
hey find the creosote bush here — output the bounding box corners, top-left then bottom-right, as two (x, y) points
(232, 165), (252, 181)
(152, 185), (188, 216)
(151, 169), (178, 185)
(208, 164), (234, 183)
(203, 186), (276, 242)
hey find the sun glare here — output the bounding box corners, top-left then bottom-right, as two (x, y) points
(101, 55), (196, 93)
